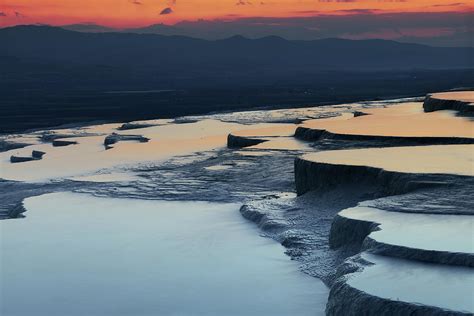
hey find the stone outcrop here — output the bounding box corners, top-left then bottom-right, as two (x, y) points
(104, 133), (150, 149)
(7, 202), (27, 218)
(294, 157), (443, 196)
(40, 131), (94, 143)
(353, 111), (370, 117)
(117, 123), (156, 130)
(423, 94), (474, 113)
(0, 140), (31, 153)
(41, 132), (74, 142)
(52, 139), (78, 147)
(32, 150), (46, 159)
(10, 150), (46, 163)
(10, 155), (35, 163)
(227, 133), (268, 148)
(294, 126), (474, 145)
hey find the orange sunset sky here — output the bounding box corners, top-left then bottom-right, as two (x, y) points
(0, 0), (472, 28)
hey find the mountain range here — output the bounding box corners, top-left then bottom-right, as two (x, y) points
(1, 25), (472, 84)
(0, 25), (473, 132)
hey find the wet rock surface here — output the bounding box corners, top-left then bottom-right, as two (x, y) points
(227, 134), (268, 148)
(292, 105), (474, 313)
(10, 155), (36, 163)
(0, 140), (32, 152)
(0, 180), (89, 219)
(31, 150), (46, 159)
(295, 126), (474, 145)
(1, 93), (472, 315)
(52, 139), (78, 147)
(103, 133), (150, 149)
(327, 253), (474, 316)
(40, 131), (96, 143)
(240, 189), (366, 284)
(353, 111), (370, 117)
(424, 92), (474, 113)
(10, 150), (46, 163)
(117, 122), (157, 130)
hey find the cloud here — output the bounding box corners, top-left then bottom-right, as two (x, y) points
(432, 2), (465, 7)
(236, 0), (253, 5)
(318, 0), (358, 2)
(296, 9), (379, 15)
(336, 9), (379, 14)
(131, 0), (143, 5)
(160, 7), (173, 15)
(0, 12), (7, 17)
(14, 11), (24, 18)
(318, 0), (406, 1)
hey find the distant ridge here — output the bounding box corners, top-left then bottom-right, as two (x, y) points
(51, 20), (473, 48)
(1, 25), (472, 74)
(1, 24), (473, 133)
(60, 23), (118, 33)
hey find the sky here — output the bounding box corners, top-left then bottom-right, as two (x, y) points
(0, 0), (473, 45)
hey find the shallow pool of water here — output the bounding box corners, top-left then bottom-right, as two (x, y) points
(0, 192), (327, 316)
(349, 253), (474, 313)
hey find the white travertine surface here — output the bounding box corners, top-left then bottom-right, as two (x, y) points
(349, 253), (474, 313)
(303, 145), (474, 176)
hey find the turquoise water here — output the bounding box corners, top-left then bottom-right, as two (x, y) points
(0, 192), (327, 315)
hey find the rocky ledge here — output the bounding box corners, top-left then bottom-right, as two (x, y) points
(227, 133), (268, 148)
(10, 150), (46, 163)
(295, 149), (473, 315)
(330, 209), (474, 268)
(294, 126), (474, 145)
(104, 133), (150, 149)
(294, 156), (446, 196)
(423, 92), (474, 113)
(291, 94), (474, 315)
(117, 122), (157, 130)
(326, 253), (473, 316)
(52, 139), (78, 147)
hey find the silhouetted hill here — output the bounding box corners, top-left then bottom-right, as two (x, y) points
(1, 25), (473, 133)
(60, 23), (118, 33)
(1, 25), (472, 77)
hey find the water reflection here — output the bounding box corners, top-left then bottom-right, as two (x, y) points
(0, 192), (328, 316)
(304, 145), (474, 176)
(303, 102), (473, 137)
